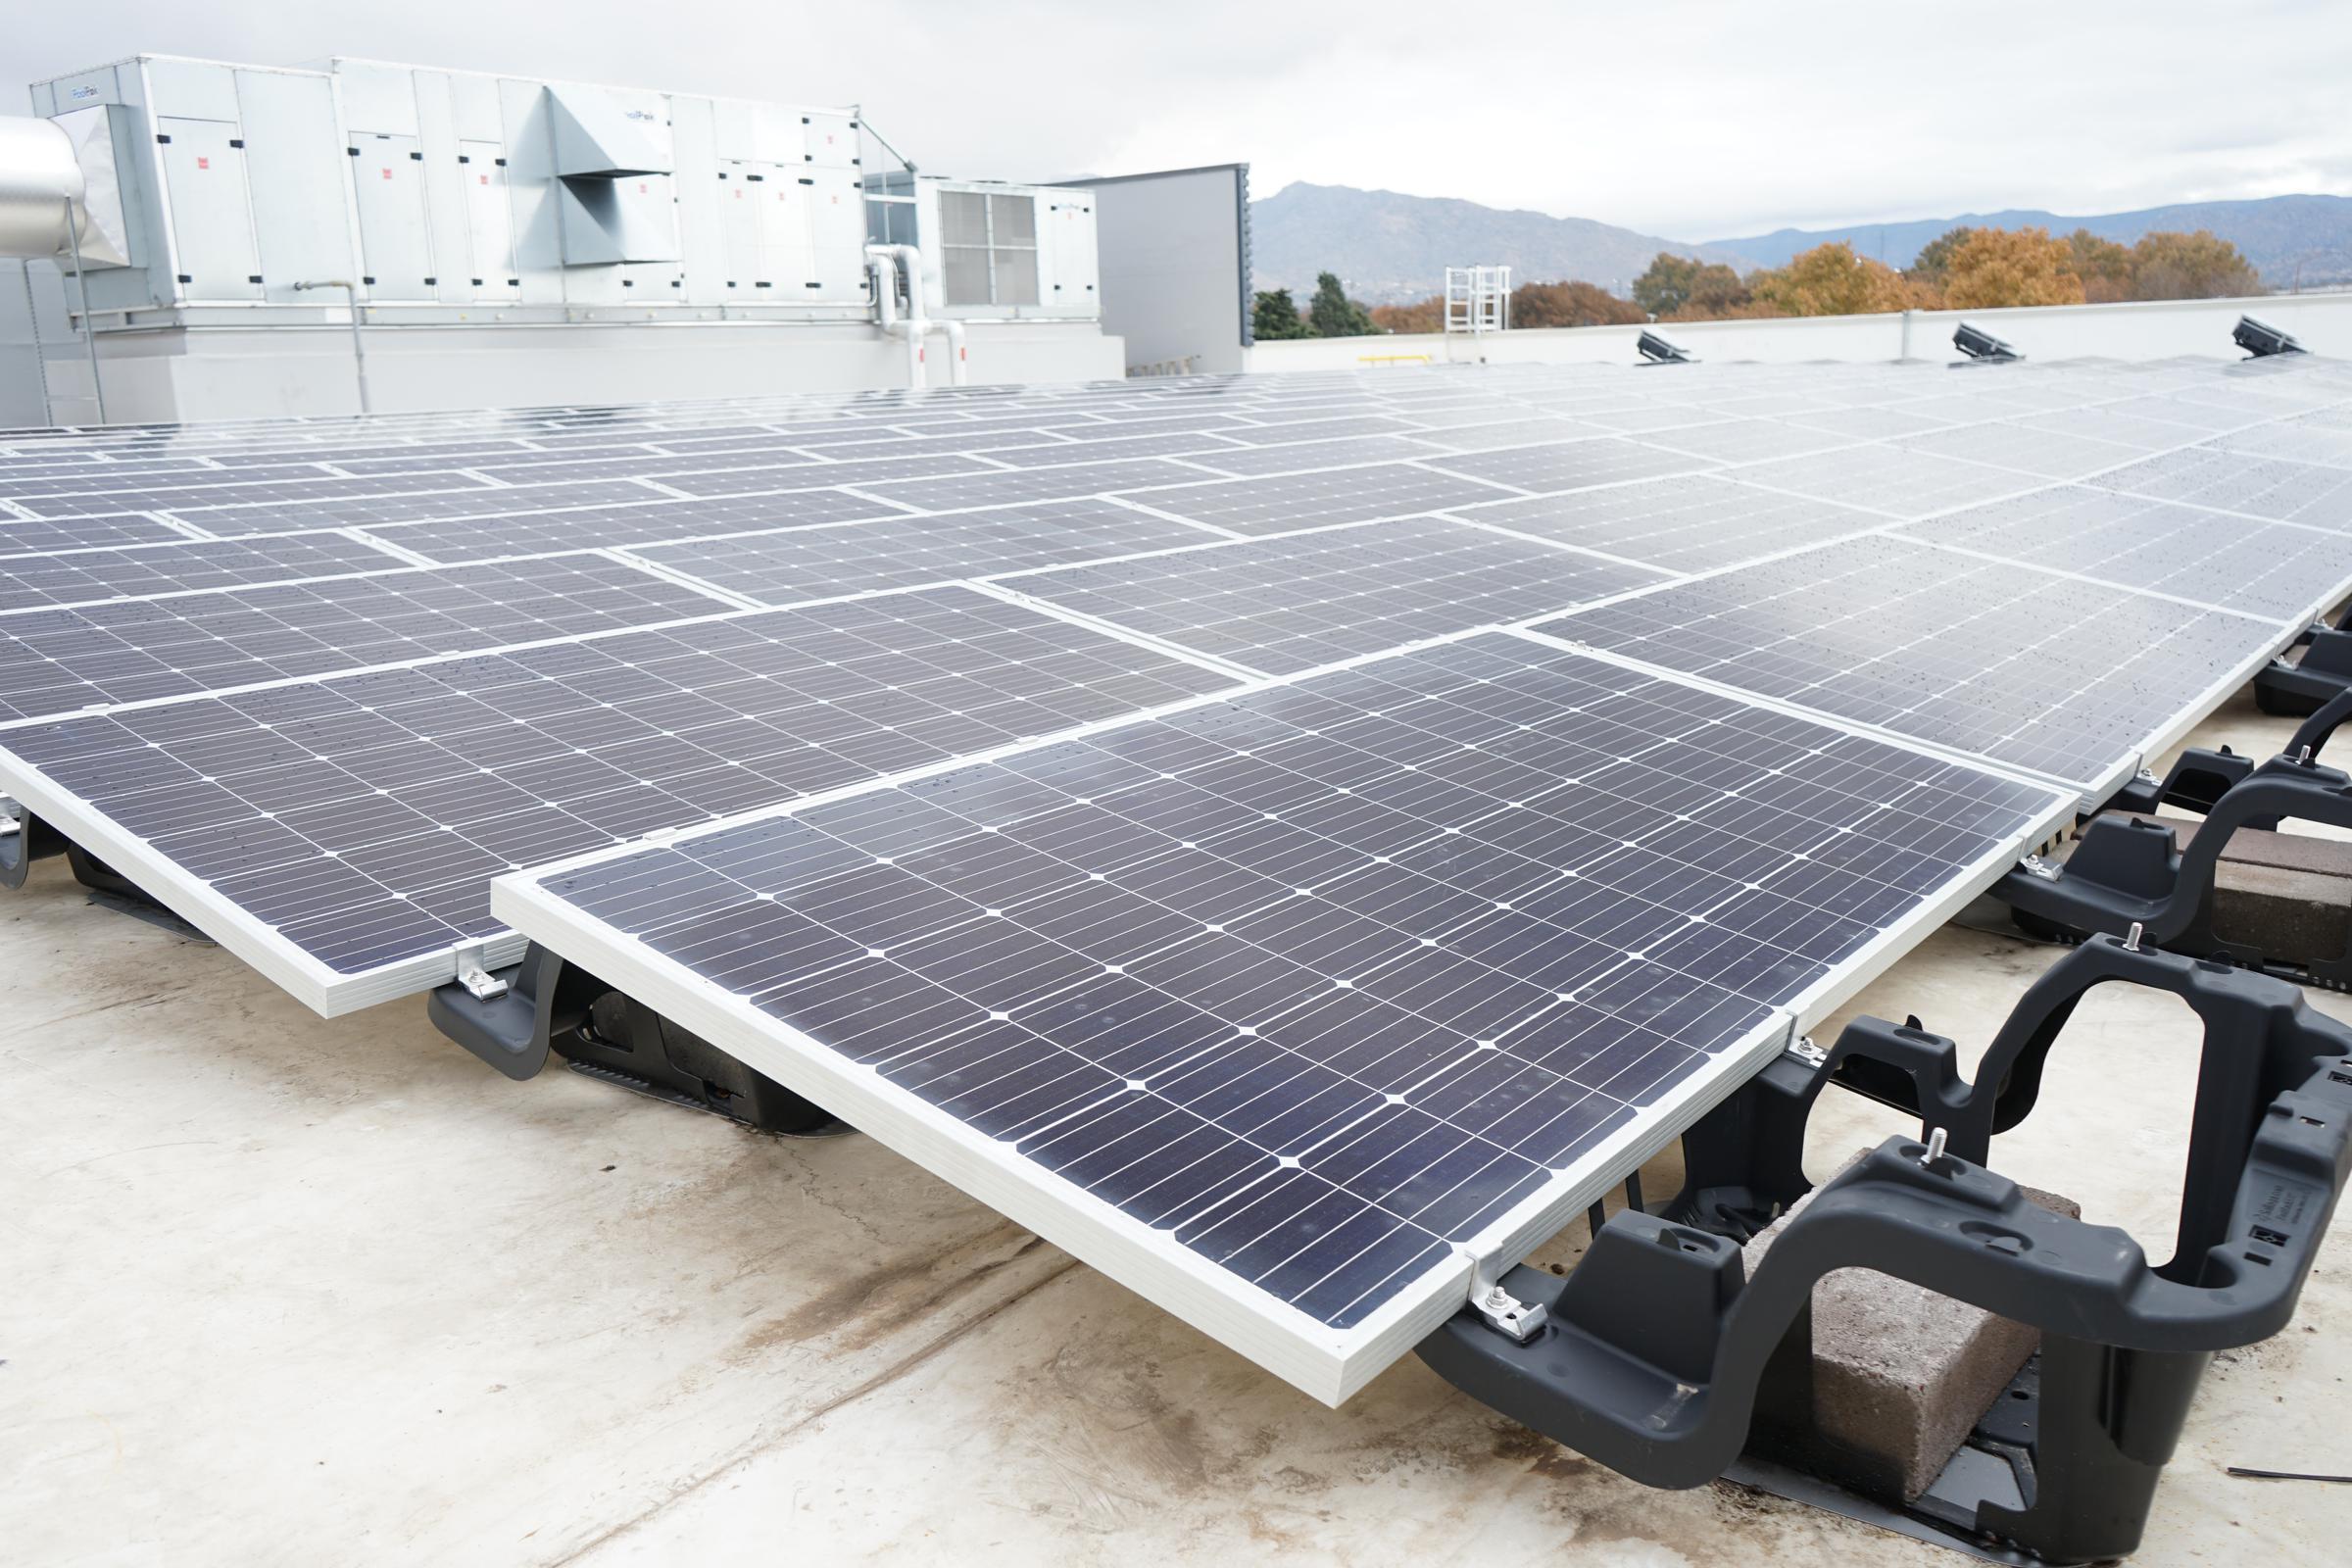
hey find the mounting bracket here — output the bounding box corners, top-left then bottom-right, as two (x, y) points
(1994, 703), (2352, 988)
(425, 941), (844, 1134)
(1416, 937), (2352, 1564)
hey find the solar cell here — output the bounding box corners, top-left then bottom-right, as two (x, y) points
(1539, 533), (2281, 793)
(500, 629), (2070, 1399)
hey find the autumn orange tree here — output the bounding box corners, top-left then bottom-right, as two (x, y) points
(1941, 226), (2085, 309)
(1632, 254), (1748, 318)
(2130, 230), (2261, 298)
(1509, 279), (1646, 328)
(1749, 242), (1926, 317)
(1370, 295), (1446, 334)
(2065, 230), (2135, 303)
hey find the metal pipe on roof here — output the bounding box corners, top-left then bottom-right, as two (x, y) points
(0, 118), (83, 261)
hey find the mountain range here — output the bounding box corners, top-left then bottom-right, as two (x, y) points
(1250, 184), (2352, 304)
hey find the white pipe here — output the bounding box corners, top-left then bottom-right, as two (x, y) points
(934, 317), (968, 386)
(292, 280), (370, 414)
(865, 242), (937, 390)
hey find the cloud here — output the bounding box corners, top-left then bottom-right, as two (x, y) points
(4, 0), (2347, 239)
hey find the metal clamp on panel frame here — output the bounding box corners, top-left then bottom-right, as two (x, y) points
(1415, 937), (2352, 1565)
(425, 941), (843, 1134)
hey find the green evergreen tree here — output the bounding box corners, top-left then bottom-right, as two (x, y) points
(1306, 271), (1377, 337)
(1250, 288), (1311, 340)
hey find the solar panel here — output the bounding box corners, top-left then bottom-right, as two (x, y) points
(1106, 466), (1519, 535)
(0, 555), (735, 721)
(0, 586), (1238, 1009)
(623, 500), (1218, 609)
(1731, 444), (2039, 517)
(0, 351), (2337, 1040)
(996, 516), (1665, 675)
(0, 532), (420, 612)
(1896, 486), (2352, 625)
(498, 629), (2072, 1400)
(1538, 533), (2283, 795)
(1443, 473), (1883, 574)
(2089, 447), (2352, 528)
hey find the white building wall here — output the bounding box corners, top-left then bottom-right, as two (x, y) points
(1243, 291), (2352, 371)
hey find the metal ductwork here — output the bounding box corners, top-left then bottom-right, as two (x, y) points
(0, 117), (86, 261)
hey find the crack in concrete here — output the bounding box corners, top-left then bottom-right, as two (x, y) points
(542, 1251), (1082, 1566)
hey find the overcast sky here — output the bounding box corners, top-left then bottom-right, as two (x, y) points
(8, 1), (2349, 239)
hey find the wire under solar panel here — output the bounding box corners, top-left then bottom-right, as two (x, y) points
(501, 629), (2066, 1396)
(0, 554), (733, 721)
(0, 585), (1238, 999)
(0, 532), (415, 612)
(1445, 474), (1884, 573)
(1896, 487), (2352, 623)
(999, 516), (1666, 674)
(626, 500), (1215, 607)
(1538, 534), (2281, 791)
(2089, 447), (2352, 528)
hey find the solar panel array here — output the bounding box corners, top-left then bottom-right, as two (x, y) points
(5, 351), (2352, 1396)
(0, 351), (2344, 1011)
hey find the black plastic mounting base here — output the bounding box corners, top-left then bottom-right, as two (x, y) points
(2255, 628), (2352, 716)
(0, 806), (66, 891)
(1993, 704), (2352, 988)
(426, 943), (845, 1136)
(1418, 937), (2352, 1565)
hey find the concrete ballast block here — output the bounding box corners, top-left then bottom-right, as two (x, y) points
(1741, 1149), (2082, 1503)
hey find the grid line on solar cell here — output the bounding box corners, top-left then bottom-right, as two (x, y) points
(1894, 486), (2352, 623)
(1000, 516), (1668, 675)
(512, 630), (2061, 1375)
(1441, 474), (1886, 574)
(1539, 534), (2282, 789)
(0, 554), (737, 722)
(0, 587), (1237, 985)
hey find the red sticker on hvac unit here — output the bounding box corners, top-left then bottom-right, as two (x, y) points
(196, 156), (210, 170)
(381, 168), (393, 179)
(479, 174), (489, 185)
